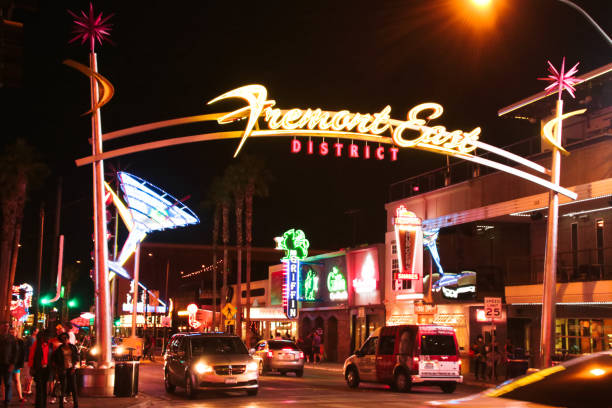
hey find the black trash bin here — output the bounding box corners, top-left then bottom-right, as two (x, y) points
(114, 361), (139, 397)
(506, 359), (529, 379)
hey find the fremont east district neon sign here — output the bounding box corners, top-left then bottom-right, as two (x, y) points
(77, 84), (577, 200)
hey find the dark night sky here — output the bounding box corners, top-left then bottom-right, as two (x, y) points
(5, 0), (612, 298)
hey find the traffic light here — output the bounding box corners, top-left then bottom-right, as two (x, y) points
(67, 299), (78, 308)
(40, 296), (51, 305)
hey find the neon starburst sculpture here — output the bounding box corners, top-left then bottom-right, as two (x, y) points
(68, 2), (114, 52)
(539, 57), (581, 99)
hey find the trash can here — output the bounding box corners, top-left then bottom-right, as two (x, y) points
(506, 359), (529, 379)
(114, 361), (139, 397)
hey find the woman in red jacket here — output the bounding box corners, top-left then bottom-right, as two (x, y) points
(28, 331), (51, 408)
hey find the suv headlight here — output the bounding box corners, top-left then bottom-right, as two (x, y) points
(194, 362), (214, 374)
(246, 361), (258, 372)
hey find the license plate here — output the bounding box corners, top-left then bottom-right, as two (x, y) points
(282, 354), (295, 360)
(225, 377), (237, 384)
(425, 363), (434, 369)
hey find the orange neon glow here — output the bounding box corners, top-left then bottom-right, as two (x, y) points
(63, 59), (114, 115)
(209, 85), (480, 158)
(541, 108), (586, 155)
(77, 84), (577, 200)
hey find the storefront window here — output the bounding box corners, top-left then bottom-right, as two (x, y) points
(555, 318), (609, 355)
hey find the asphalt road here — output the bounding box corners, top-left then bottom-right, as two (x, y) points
(137, 361), (484, 407)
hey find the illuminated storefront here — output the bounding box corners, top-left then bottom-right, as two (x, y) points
(269, 244), (386, 362)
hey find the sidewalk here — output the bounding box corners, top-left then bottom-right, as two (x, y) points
(6, 394), (155, 408)
(306, 361), (504, 389)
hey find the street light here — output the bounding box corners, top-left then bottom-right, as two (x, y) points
(470, 0), (612, 47)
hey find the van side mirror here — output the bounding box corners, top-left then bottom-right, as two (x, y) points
(459, 346), (465, 351)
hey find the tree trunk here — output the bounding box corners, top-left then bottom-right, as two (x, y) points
(245, 182), (254, 348)
(212, 205), (220, 329)
(0, 170), (27, 320)
(234, 192), (244, 339)
(222, 203), (229, 332)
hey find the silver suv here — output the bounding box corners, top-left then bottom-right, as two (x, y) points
(164, 333), (258, 398)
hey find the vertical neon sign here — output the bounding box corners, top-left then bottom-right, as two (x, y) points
(393, 206), (422, 287)
(274, 229), (310, 319)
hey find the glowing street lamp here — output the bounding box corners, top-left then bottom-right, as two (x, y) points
(469, 0), (612, 47)
(471, 0), (491, 7)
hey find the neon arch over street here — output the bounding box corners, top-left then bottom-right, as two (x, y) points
(76, 84), (577, 200)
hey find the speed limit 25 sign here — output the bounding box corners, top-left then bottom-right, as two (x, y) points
(484, 297), (502, 321)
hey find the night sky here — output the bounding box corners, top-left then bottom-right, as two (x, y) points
(5, 0), (611, 298)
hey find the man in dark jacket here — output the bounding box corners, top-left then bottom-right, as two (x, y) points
(51, 333), (78, 408)
(0, 322), (16, 407)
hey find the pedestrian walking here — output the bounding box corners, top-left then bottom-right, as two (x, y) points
(23, 328), (38, 395)
(8, 327), (26, 402)
(0, 322), (16, 407)
(51, 333), (79, 408)
(312, 330), (321, 364)
(29, 330), (51, 408)
(486, 345), (502, 382)
(302, 333), (312, 363)
(474, 335), (486, 381)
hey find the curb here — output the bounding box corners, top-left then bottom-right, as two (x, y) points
(305, 364), (343, 373)
(306, 365), (501, 389)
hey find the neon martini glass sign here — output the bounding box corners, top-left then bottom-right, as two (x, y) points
(274, 229), (309, 318)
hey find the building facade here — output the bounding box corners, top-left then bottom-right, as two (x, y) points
(384, 63), (612, 366)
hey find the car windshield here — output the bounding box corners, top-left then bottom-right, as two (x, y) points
(190, 337), (248, 355)
(420, 334), (456, 356)
(268, 341), (298, 350)
(487, 352), (612, 407)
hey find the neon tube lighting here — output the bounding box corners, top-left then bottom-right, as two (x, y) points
(562, 206), (612, 217)
(510, 193), (612, 216)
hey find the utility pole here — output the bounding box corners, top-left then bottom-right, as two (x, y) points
(35, 203), (44, 328)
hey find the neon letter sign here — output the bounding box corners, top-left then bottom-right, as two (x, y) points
(394, 206), (421, 289)
(275, 229), (309, 318)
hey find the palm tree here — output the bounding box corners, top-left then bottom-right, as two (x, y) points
(206, 177), (230, 329)
(240, 155), (272, 347)
(0, 139), (48, 320)
(225, 163), (248, 339)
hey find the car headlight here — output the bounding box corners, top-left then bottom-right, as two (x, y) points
(247, 361), (258, 372)
(194, 362), (214, 374)
(90, 346), (99, 356)
(115, 346), (124, 355)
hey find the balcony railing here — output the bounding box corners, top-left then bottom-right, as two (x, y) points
(505, 247), (612, 286)
(388, 134), (611, 202)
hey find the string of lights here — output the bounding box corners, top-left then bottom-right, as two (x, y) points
(180, 259), (223, 279)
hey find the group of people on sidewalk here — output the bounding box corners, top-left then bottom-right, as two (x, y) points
(296, 329), (323, 364)
(0, 321), (80, 408)
(470, 335), (518, 382)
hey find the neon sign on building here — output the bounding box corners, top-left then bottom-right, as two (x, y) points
(304, 268), (319, 301)
(352, 253), (377, 294)
(394, 206), (422, 288)
(275, 229), (309, 319)
(327, 267), (348, 301)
